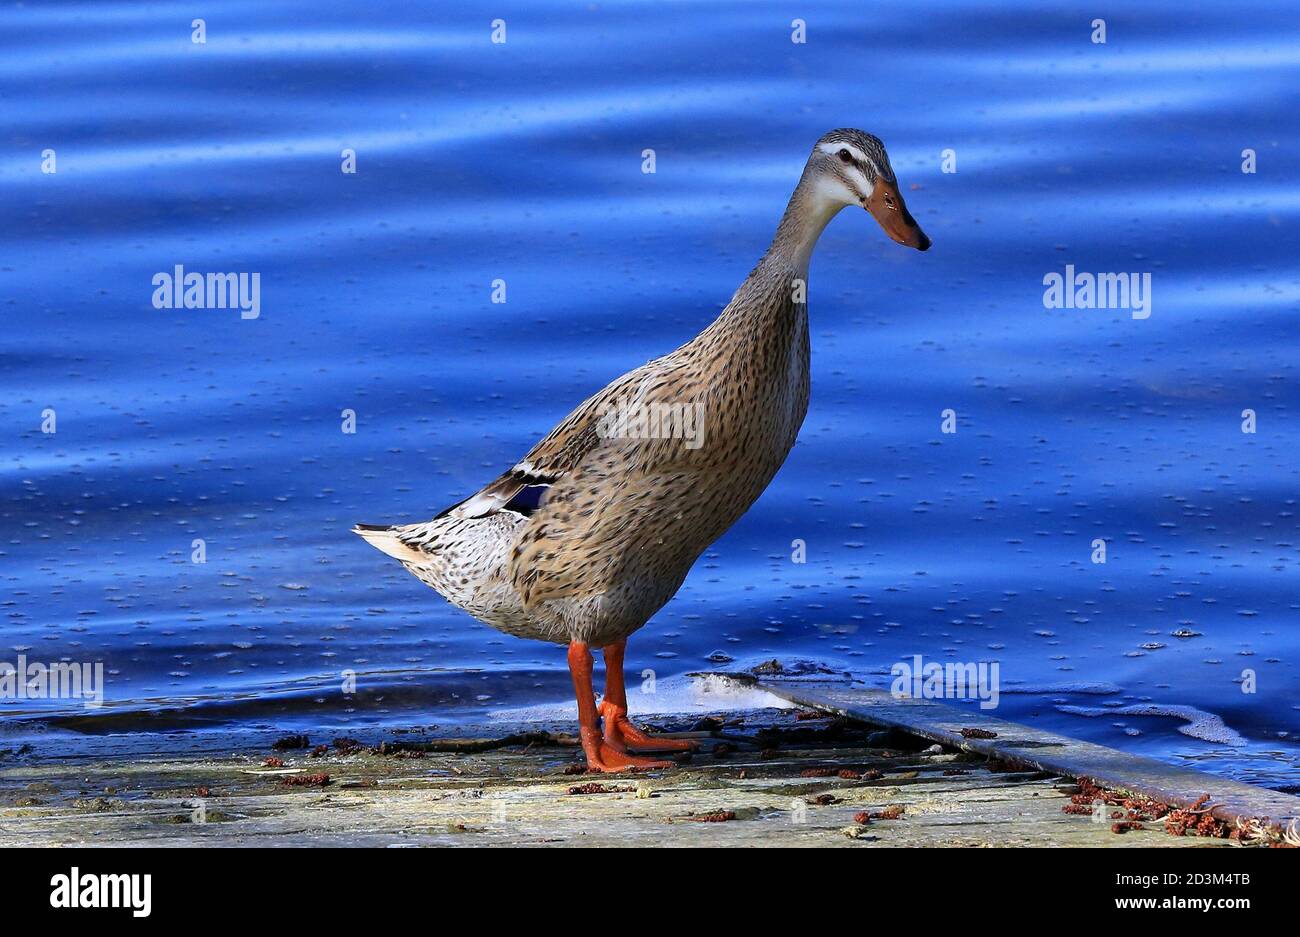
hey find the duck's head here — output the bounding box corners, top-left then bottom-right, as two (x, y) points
(807, 128), (930, 251)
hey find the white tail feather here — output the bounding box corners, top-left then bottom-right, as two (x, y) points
(352, 525), (424, 563)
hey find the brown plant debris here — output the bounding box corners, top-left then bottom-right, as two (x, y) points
(1164, 794), (1232, 839)
(683, 810), (736, 822)
(280, 773), (331, 787)
(855, 805), (905, 823)
(1064, 778), (1238, 839)
(567, 783), (635, 796)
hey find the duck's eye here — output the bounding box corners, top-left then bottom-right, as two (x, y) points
(837, 149), (853, 164)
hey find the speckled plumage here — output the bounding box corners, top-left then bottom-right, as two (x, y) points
(355, 129), (928, 650)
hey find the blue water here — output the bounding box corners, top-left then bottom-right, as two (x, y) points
(2, 1), (1298, 787)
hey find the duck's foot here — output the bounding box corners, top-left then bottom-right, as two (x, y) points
(581, 740), (673, 773)
(569, 639), (677, 771)
(600, 701), (698, 753)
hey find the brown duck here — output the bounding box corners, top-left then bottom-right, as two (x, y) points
(356, 129), (930, 771)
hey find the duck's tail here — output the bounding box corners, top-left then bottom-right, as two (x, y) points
(351, 523), (425, 563)
(352, 514), (532, 635)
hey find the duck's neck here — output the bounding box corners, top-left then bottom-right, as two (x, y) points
(704, 171), (842, 340)
(764, 171), (844, 275)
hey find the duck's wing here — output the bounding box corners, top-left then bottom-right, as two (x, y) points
(439, 353), (677, 523)
(506, 357), (711, 608)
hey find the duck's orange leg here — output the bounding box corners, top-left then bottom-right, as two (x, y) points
(599, 639), (696, 753)
(568, 641), (671, 772)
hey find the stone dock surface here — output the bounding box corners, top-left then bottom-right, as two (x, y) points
(0, 697), (1268, 847)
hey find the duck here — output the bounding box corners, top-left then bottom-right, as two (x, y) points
(355, 129), (930, 772)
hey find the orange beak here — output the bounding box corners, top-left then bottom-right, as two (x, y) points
(866, 180), (931, 251)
